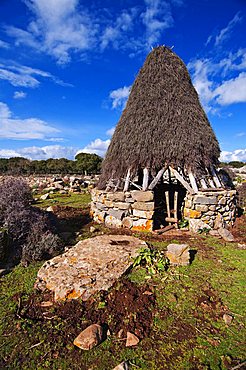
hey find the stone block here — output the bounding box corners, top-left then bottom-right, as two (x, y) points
(218, 197), (227, 205)
(105, 215), (122, 228)
(209, 205), (216, 211)
(166, 244), (190, 266)
(114, 202), (131, 210)
(132, 202), (155, 211)
(107, 192), (125, 202)
(185, 200), (192, 208)
(131, 190), (154, 202)
(108, 209), (126, 220)
(214, 213), (225, 230)
(132, 219), (153, 232)
(95, 202), (108, 211)
(125, 197), (134, 203)
(189, 219), (211, 233)
(104, 200), (114, 208)
(195, 205), (209, 212)
(184, 208), (201, 219)
(193, 196), (217, 205)
(133, 209), (154, 219)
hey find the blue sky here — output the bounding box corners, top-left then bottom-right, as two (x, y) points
(0, 0), (245, 162)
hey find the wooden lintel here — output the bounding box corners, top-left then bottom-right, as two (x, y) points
(169, 167), (195, 194)
(142, 168), (149, 191)
(123, 168), (131, 192)
(148, 167), (166, 190)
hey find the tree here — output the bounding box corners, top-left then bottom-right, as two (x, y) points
(75, 153), (102, 174)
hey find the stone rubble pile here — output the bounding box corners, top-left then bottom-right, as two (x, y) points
(26, 175), (99, 194)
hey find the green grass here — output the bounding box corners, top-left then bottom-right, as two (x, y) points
(0, 195), (245, 369)
(35, 192), (91, 209)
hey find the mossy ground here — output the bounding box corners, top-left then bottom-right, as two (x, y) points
(0, 193), (245, 369)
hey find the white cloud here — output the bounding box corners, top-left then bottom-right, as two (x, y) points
(215, 12), (242, 46)
(77, 138), (110, 157)
(235, 132), (246, 137)
(13, 91), (27, 99)
(5, 0), (182, 61)
(106, 127), (115, 136)
(220, 149), (246, 162)
(214, 72), (246, 105)
(109, 86), (131, 109)
(0, 40), (9, 49)
(0, 61), (72, 88)
(0, 145), (77, 160)
(141, 0), (174, 48)
(188, 48), (246, 111)
(0, 101), (60, 140)
(6, 0), (96, 65)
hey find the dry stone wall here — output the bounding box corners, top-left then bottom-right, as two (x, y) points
(183, 190), (237, 230)
(91, 189), (154, 232)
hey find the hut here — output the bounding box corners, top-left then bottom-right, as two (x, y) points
(91, 46), (236, 232)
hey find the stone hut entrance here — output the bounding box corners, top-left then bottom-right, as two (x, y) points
(91, 46), (237, 232)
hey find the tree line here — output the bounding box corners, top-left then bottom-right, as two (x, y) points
(0, 153), (103, 175)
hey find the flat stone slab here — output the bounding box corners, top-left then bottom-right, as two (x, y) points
(35, 235), (146, 301)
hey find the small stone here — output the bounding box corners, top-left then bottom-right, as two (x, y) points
(238, 243), (246, 250)
(112, 361), (130, 370)
(166, 244), (190, 266)
(117, 329), (124, 338)
(108, 209), (126, 220)
(40, 193), (50, 200)
(223, 314), (233, 325)
(40, 301), (53, 307)
(126, 332), (139, 347)
(46, 206), (54, 212)
(214, 213), (225, 230)
(218, 228), (234, 242)
(90, 226), (97, 233)
(132, 209), (154, 219)
(73, 324), (104, 350)
(122, 217), (133, 229)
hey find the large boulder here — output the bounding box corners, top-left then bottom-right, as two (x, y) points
(36, 235), (147, 301)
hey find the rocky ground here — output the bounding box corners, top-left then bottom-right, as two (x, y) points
(0, 193), (245, 370)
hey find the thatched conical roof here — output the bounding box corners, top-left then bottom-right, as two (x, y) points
(98, 46), (220, 189)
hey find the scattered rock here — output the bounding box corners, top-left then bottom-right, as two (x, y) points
(166, 244), (190, 266)
(238, 243), (246, 250)
(112, 361), (130, 370)
(0, 268), (9, 277)
(73, 324), (104, 350)
(189, 219), (211, 233)
(46, 206), (54, 212)
(223, 313), (233, 325)
(117, 329), (124, 338)
(40, 193), (50, 200)
(209, 229), (220, 237)
(126, 332), (139, 347)
(218, 228), (234, 242)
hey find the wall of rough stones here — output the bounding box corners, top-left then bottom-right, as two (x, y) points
(91, 188), (237, 232)
(183, 190), (237, 230)
(91, 189), (155, 232)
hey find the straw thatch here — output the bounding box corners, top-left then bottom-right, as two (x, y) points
(98, 46), (220, 189)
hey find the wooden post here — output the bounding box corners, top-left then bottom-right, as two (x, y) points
(113, 179), (120, 192)
(169, 167), (195, 194)
(211, 166), (222, 188)
(123, 168), (131, 192)
(142, 168), (149, 191)
(206, 168), (215, 188)
(188, 172), (198, 193)
(165, 191), (171, 226)
(174, 191), (178, 229)
(200, 178), (208, 189)
(148, 167), (166, 190)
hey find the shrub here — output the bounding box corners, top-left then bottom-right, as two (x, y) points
(0, 176), (63, 265)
